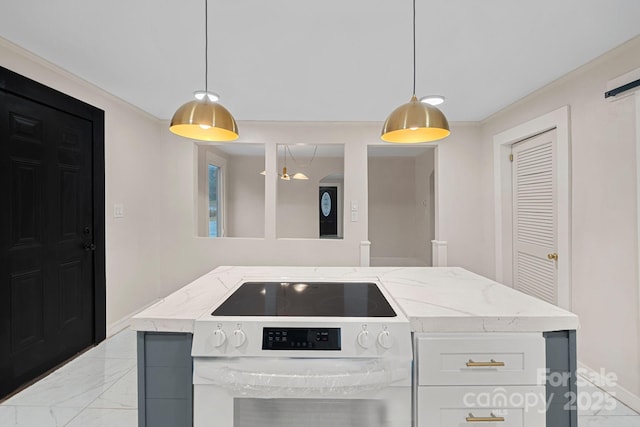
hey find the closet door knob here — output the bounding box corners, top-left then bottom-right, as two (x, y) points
(547, 253), (558, 261)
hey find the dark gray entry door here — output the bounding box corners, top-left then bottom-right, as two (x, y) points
(0, 74), (101, 398)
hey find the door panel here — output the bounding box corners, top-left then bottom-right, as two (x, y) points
(319, 186), (338, 238)
(59, 260), (84, 327)
(10, 270), (44, 354)
(512, 130), (558, 305)
(1, 88), (95, 398)
(11, 159), (42, 246)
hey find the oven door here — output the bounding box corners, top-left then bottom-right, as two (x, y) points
(193, 357), (412, 427)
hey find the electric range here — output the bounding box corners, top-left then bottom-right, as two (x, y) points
(191, 280), (412, 359)
(191, 280), (413, 427)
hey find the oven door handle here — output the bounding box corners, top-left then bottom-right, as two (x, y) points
(193, 358), (411, 396)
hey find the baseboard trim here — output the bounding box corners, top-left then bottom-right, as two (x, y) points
(578, 361), (640, 413)
(106, 299), (161, 338)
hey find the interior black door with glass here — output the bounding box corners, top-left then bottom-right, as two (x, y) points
(319, 186), (338, 238)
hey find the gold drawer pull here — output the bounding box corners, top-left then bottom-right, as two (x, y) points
(466, 359), (505, 367)
(466, 412), (505, 422)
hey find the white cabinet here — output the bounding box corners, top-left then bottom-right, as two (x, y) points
(418, 386), (546, 427)
(414, 333), (546, 427)
(416, 333), (545, 386)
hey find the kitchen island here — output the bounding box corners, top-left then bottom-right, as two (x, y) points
(132, 266), (579, 427)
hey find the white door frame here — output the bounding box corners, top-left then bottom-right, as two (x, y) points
(635, 91), (640, 375)
(492, 106), (571, 310)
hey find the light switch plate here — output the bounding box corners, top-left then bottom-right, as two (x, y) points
(351, 200), (358, 211)
(114, 204), (124, 218)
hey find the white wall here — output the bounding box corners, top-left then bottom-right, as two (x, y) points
(277, 155), (344, 239)
(480, 37), (640, 401)
(369, 156), (418, 261)
(416, 149), (435, 264)
(152, 124), (373, 294)
(225, 154), (265, 238)
(154, 121), (482, 288)
(434, 124), (487, 275)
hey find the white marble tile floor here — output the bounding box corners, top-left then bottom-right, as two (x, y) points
(0, 329), (138, 427)
(0, 328), (638, 426)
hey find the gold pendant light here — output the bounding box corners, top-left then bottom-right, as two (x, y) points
(381, 0), (449, 143)
(170, 0), (238, 141)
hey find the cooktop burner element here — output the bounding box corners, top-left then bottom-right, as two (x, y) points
(211, 282), (397, 317)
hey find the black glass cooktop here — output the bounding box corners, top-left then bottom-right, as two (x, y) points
(212, 282), (397, 317)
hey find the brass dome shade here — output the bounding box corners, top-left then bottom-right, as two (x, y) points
(169, 0), (238, 142)
(381, 0), (450, 143)
(381, 95), (450, 143)
(170, 99), (238, 142)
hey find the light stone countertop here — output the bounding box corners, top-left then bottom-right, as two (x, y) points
(131, 266), (579, 334)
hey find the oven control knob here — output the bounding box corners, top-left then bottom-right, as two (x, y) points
(377, 330), (393, 349)
(357, 330), (372, 349)
(212, 328), (227, 348)
(232, 329), (246, 348)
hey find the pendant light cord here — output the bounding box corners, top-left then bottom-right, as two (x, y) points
(286, 145), (318, 167)
(204, 0), (208, 94)
(412, 0), (416, 97)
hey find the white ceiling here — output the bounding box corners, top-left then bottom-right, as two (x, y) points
(1, 1), (639, 123)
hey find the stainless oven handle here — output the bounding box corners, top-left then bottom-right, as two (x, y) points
(193, 358), (411, 397)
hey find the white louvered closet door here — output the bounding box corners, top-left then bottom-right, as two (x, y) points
(512, 129), (558, 305)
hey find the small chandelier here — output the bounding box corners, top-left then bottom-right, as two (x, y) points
(381, 0), (450, 143)
(170, 0), (238, 141)
(274, 146), (312, 180)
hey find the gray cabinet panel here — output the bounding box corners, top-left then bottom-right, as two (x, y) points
(138, 332), (193, 427)
(146, 399), (191, 427)
(145, 334), (193, 367)
(146, 366), (192, 399)
(544, 330), (577, 427)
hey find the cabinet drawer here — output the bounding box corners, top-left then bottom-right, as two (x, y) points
(417, 385), (546, 427)
(415, 333), (545, 386)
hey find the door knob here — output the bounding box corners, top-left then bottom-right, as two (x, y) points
(547, 253), (558, 261)
(84, 243), (96, 252)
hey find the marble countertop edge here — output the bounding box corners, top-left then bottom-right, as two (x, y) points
(130, 266), (579, 334)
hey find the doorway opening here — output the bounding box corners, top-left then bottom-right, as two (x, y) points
(367, 146), (435, 267)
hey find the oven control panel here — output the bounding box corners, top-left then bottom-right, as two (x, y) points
(192, 320), (412, 358)
(262, 327), (341, 351)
